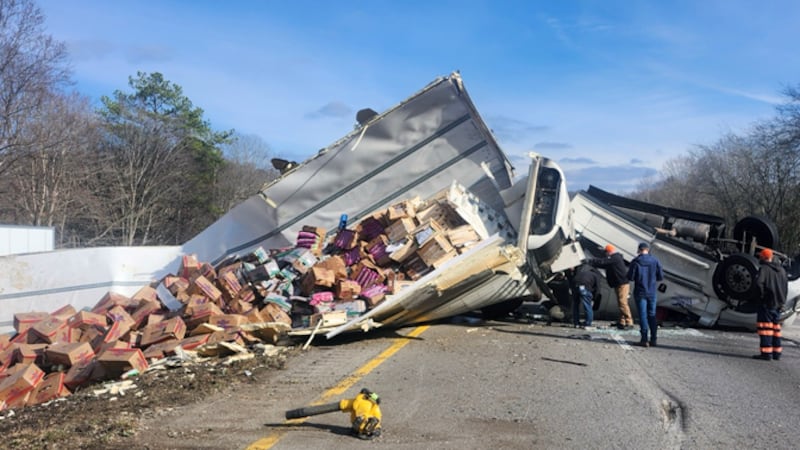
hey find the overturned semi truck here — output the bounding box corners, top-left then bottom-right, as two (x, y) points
(1, 72), (797, 338)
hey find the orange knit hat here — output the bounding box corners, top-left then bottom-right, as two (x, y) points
(604, 244), (615, 254)
(759, 248), (773, 261)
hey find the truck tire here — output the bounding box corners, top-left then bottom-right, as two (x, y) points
(732, 215), (779, 250)
(712, 252), (760, 303)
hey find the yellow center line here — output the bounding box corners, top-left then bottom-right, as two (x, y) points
(246, 325), (430, 450)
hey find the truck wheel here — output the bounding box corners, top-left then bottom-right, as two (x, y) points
(481, 298), (524, 319)
(712, 253), (760, 303)
(732, 215), (779, 250)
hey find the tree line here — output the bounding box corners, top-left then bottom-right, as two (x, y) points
(0, 0), (278, 247)
(631, 87), (800, 255)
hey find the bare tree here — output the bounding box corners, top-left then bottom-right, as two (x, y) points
(634, 84), (800, 253)
(215, 132), (279, 212)
(0, 92), (98, 237)
(0, 0), (70, 174)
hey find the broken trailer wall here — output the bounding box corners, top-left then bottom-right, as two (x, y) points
(0, 247), (181, 334)
(183, 72), (518, 266)
(0, 72), (519, 335)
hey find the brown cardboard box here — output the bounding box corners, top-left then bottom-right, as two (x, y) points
(11, 328), (47, 345)
(50, 305), (77, 321)
(189, 275), (222, 302)
(29, 372), (70, 405)
(132, 285), (158, 303)
(185, 294), (211, 315)
(13, 312), (49, 334)
(106, 306), (135, 330)
(31, 316), (70, 344)
(262, 302), (292, 326)
(92, 291), (133, 314)
(218, 271), (243, 301)
(389, 238), (418, 263)
(403, 255), (432, 280)
(385, 217), (417, 242)
(199, 262), (217, 280)
(130, 299), (162, 330)
(417, 233), (456, 267)
(68, 310), (107, 330)
(0, 363), (44, 408)
(78, 325), (106, 353)
(237, 286), (257, 304)
(335, 279), (362, 300)
(0, 334), (10, 352)
(45, 342), (95, 367)
(412, 219), (445, 247)
(315, 255), (348, 279)
(3, 390), (31, 410)
(142, 339), (180, 359)
(146, 313), (166, 327)
(180, 254), (201, 279)
(179, 334), (210, 351)
(208, 314), (247, 330)
(140, 317), (187, 347)
(415, 200), (463, 228)
(446, 224), (480, 247)
(96, 348), (148, 378)
(301, 266), (336, 295)
(0, 346), (15, 371)
(102, 319), (132, 344)
(164, 275), (190, 295)
(185, 302), (223, 329)
(310, 310), (348, 328)
(96, 340), (130, 353)
(244, 307), (266, 324)
(206, 329), (244, 346)
(387, 199), (418, 221)
(14, 344), (47, 366)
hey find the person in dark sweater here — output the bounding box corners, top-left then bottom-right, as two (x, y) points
(753, 248), (788, 361)
(589, 244), (633, 329)
(572, 263), (603, 329)
(627, 242), (663, 347)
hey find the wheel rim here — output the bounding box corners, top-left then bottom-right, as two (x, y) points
(725, 263), (752, 294)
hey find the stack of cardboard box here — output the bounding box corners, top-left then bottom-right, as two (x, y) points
(0, 185), (486, 411)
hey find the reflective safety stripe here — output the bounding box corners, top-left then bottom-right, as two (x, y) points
(760, 346), (774, 352)
(757, 329), (774, 336)
(757, 322), (774, 328)
(773, 347), (783, 353)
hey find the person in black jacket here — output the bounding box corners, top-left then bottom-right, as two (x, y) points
(572, 263), (602, 329)
(753, 248), (788, 361)
(589, 244), (633, 329)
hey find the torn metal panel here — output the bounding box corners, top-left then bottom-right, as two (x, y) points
(324, 236), (528, 338)
(184, 72), (517, 265)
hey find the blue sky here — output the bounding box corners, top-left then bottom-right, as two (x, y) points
(37, 0), (800, 193)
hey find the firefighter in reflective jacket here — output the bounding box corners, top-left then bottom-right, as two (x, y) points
(753, 248), (788, 361)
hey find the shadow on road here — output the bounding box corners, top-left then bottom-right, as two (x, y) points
(492, 326), (760, 361)
(264, 421), (353, 436)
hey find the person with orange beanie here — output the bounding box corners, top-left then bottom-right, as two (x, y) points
(753, 248), (788, 361)
(588, 244), (634, 329)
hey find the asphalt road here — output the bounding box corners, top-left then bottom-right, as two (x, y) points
(135, 315), (800, 450)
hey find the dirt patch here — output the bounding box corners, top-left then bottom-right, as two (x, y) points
(0, 346), (302, 449)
